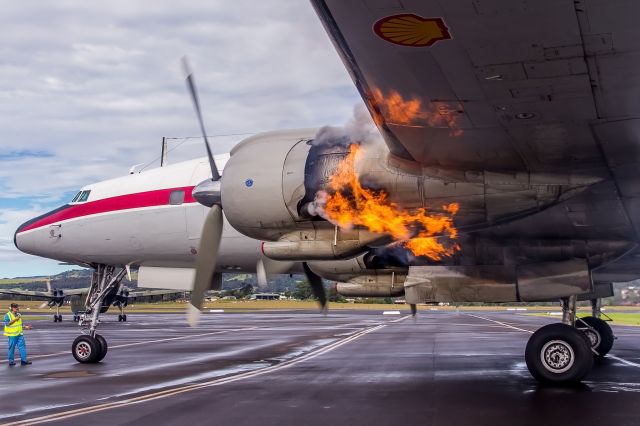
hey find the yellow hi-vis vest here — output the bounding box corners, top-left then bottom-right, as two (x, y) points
(4, 312), (22, 337)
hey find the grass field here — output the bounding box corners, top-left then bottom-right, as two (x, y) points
(532, 311), (640, 326)
(2, 299), (639, 325)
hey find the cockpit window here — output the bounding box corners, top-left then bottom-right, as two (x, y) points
(71, 191), (82, 203)
(77, 190), (91, 202)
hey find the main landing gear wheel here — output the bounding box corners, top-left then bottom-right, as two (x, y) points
(94, 334), (108, 362)
(72, 335), (100, 363)
(525, 323), (593, 384)
(118, 314), (127, 322)
(576, 316), (614, 358)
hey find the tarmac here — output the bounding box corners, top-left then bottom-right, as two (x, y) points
(1, 309), (640, 425)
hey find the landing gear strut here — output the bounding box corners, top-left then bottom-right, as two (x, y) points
(52, 304), (62, 322)
(525, 295), (593, 384)
(71, 265), (125, 364)
(575, 298), (615, 357)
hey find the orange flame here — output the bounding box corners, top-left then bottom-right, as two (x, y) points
(370, 88), (463, 137)
(322, 144), (460, 261)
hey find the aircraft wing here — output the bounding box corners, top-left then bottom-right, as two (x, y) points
(311, 1), (639, 176)
(0, 288), (87, 299)
(0, 289), (54, 299)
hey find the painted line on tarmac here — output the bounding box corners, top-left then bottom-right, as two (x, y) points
(607, 355), (640, 368)
(467, 313), (640, 369)
(464, 313), (534, 333)
(0, 327), (258, 363)
(2, 322), (389, 426)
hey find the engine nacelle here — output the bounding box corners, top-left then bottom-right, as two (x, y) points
(307, 256), (407, 297)
(334, 282), (404, 297)
(222, 129), (600, 247)
(403, 259), (592, 304)
(222, 129), (317, 242)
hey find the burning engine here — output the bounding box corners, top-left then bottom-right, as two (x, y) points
(222, 128), (602, 263)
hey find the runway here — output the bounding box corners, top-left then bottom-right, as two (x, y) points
(2, 310), (640, 425)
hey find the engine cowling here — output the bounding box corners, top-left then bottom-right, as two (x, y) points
(221, 129), (317, 242)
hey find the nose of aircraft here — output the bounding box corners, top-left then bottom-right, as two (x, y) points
(14, 219), (36, 254)
(13, 205), (68, 255)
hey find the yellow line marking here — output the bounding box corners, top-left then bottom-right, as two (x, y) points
(3, 323), (391, 425)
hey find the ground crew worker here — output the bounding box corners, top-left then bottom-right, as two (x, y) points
(4, 303), (32, 366)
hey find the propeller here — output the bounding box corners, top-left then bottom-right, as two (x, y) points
(182, 57), (225, 326)
(256, 257), (295, 289)
(181, 57), (327, 321)
(258, 258), (326, 312)
(302, 262), (327, 311)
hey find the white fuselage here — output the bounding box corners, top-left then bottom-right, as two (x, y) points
(14, 155), (265, 275)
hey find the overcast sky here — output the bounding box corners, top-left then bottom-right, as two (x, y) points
(0, 1), (362, 278)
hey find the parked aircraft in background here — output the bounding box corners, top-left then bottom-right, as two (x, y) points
(0, 280), (182, 323)
(13, 1), (640, 385)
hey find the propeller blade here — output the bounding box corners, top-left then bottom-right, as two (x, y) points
(181, 56), (220, 181)
(256, 258), (268, 289)
(256, 257), (295, 289)
(302, 262), (327, 311)
(188, 205), (223, 326)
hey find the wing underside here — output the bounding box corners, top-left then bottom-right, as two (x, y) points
(311, 0), (640, 176)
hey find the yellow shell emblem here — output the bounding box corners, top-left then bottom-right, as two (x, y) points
(374, 14), (451, 47)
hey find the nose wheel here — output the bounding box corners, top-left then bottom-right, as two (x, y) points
(71, 265), (125, 363)
(72, 334), (108, 363)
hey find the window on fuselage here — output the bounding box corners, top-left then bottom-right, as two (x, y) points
(77, 190), (91, 202)
(169, 190), (185, 205)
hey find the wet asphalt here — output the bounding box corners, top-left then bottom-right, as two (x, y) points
(1, 309), (639, 426)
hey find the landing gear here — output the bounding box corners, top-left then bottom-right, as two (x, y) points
(526, 295), (594, 384)
(117, 314), (127, 322)
(576, 316), (614, 357)
(525, 323), (593, 383)
(94, 334), (108, 362)
(53, 304), (62, 322)
(72, 335), (100, 363)
(72, 265), (125, 363)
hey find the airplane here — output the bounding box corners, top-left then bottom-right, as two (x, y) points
(0, 280), (183, 322)
(12, 1), (640, 385)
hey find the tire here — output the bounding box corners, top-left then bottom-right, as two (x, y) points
(576, 316), (614, 357)
(53, 315), (58, 323)
(57, 315), (62, 322)
(525, 323), (593, 384)
(122, 314), (127, 322)
(72, 335), (100, 363)
(94, 334), (108, 362)
(118, 315), (122, 322)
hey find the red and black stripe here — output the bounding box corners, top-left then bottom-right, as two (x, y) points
(14, 186), (197, 246)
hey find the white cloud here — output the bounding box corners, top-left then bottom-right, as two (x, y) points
(0, 0), (364, 277)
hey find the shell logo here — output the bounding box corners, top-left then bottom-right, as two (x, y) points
(373, 14), (451, 47)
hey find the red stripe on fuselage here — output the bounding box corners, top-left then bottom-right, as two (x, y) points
(18, 186), (197, 233)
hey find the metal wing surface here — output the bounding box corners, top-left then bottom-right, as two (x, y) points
(0, 288), (87, 299)
(311, 0), (640, 177)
